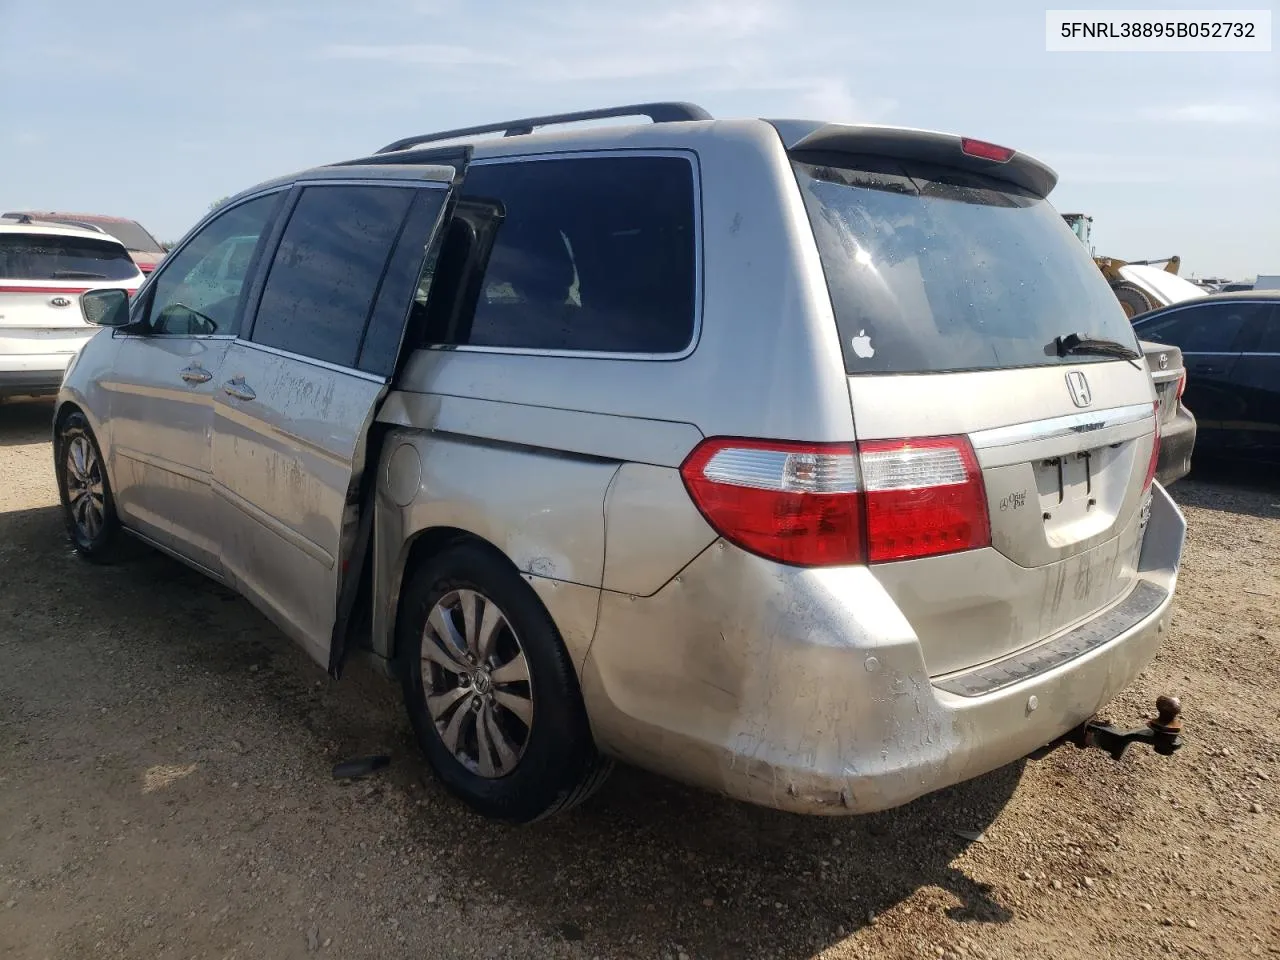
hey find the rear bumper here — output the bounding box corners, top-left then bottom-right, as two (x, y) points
(581, 484), (1186, 815)
(1156, 405), (1196, 486)
(0, 356), (70, 397)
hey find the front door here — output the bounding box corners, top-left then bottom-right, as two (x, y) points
(211, 173), (456, 667)
(105, 192), (281, 572)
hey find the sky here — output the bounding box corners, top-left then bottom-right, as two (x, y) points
(1, 0), (1276, 279)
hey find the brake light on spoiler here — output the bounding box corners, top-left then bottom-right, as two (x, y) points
(680, 436), (991, 567)
(960, 138), (1015, 163)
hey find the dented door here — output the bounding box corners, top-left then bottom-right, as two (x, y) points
(210, 174), (455, 667)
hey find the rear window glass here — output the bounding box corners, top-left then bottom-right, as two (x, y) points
(793, 155), (1140, 374)
(0, 233), (140, 282)
(89, 220), (164, 254)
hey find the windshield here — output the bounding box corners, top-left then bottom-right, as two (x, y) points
(0, 233), (141, 281)
(793, 155), (1140, 375)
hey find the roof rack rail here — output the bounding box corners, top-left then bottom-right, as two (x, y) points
(375, 101), (712, 154)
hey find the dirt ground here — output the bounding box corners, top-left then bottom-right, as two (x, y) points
(1, 397), (1277, 960)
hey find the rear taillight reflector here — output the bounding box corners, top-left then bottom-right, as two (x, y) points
(679, 439), (864, 566)
(1143, 405), (1161, 492)
(1175, 371), (1187, 402)
(679, 435), (990, 567)
(859, 437), (991, 562)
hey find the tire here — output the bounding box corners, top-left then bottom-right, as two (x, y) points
(1112, 282), (1156, 320)
(55, 410), (125, 562)
(397, 541), (612, 822)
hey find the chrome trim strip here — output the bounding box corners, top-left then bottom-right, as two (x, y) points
(290, 176), (451, 189)
(210, 479), (335, 569)
(426, 149), (704, 362)
(970, 402), (1154, 450)
(117, 333), (238, 341)
(232, 339), (386, 383)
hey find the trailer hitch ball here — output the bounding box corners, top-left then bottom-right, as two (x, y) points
(1076, 694), (1186, 761)
(1152, 695), (1182, 736)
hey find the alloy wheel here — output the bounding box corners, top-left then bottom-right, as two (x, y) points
(64, 435), (106, 542)
(420, 589), (534, 778)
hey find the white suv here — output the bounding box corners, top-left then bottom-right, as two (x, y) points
(1, 217), (144, 398)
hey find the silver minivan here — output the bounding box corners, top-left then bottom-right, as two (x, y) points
(56, 103), (1186, 822)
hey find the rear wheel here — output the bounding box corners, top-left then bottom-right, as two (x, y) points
(55, 411), (125, 562)
(1112, 282), (1156, 319)
(397, 542), (611, 822)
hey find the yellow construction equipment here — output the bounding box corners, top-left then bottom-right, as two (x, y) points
(1062, 213), (1182, 317)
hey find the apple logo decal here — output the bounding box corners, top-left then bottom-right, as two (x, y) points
(850, 330), (875, 359)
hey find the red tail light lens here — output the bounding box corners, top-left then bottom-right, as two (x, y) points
(1143, 406), (1161, 492)
(679, 439), (864, 566)
(960, 138), (1015, 162)
(858, 437), (991, 562)
(679, 435), (991, 567)
(1175, 371), (1187, 402)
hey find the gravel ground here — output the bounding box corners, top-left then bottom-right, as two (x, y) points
(1, 397), (1277, 960)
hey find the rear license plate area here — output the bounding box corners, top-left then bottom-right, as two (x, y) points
(1035, 451), (1096, 522)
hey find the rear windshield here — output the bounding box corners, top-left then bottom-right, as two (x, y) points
(90, 220), (164, 254)
(793, 154), (1140, 374)
(0, 234), (140, 282)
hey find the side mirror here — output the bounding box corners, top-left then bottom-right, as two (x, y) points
(80, 288), (132, 328)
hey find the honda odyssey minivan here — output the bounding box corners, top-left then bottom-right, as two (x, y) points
(56, 102), (1185, 822)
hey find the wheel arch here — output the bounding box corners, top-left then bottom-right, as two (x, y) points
(377, 523), (524, 665)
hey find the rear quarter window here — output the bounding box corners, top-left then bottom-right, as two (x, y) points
(420, 155), (697, 355)
(793, 154), (1139, 374)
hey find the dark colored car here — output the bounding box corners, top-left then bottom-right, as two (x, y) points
(1139, 340), (1195, 485)
(1132, 291), (1280, 462)
(3, 211), (166, 275)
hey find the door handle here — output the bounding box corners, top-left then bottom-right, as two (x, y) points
(222, 378), (256, 402)
(180, 365), (212, 384)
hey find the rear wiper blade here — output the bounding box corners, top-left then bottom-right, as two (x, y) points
(52, 270), (109, 279)
(1053, 332), (1142, 361)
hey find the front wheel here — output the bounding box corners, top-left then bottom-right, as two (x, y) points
(397, 542), (612, 822)
(55, 411), (124, 562)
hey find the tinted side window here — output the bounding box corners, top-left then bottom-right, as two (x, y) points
(431, 156), (696, 354)
(1135, 304), (1249, 353)
(1247, 304), (1280, 354)
(144, 193), (278, 336)
(252, 185), (414, 366)
(359, 188), (450, 377)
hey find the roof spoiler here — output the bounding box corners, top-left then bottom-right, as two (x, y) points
(770, 120), (1059, 198)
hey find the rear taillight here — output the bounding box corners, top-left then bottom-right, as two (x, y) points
(960, 138), (1015, 162)
(679, 435), (990, 567)
(679, 439), (864, 566)
(1175, 371), (1187, 403)
(1143, 405), (1161, 492)
(858, 437), (991, 562)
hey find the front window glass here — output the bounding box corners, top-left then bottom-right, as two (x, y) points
(144, 194), (277, 336)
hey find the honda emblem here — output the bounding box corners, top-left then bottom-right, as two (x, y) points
(50, 296), (72, 308)
(1065, 370), (1092, 408)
